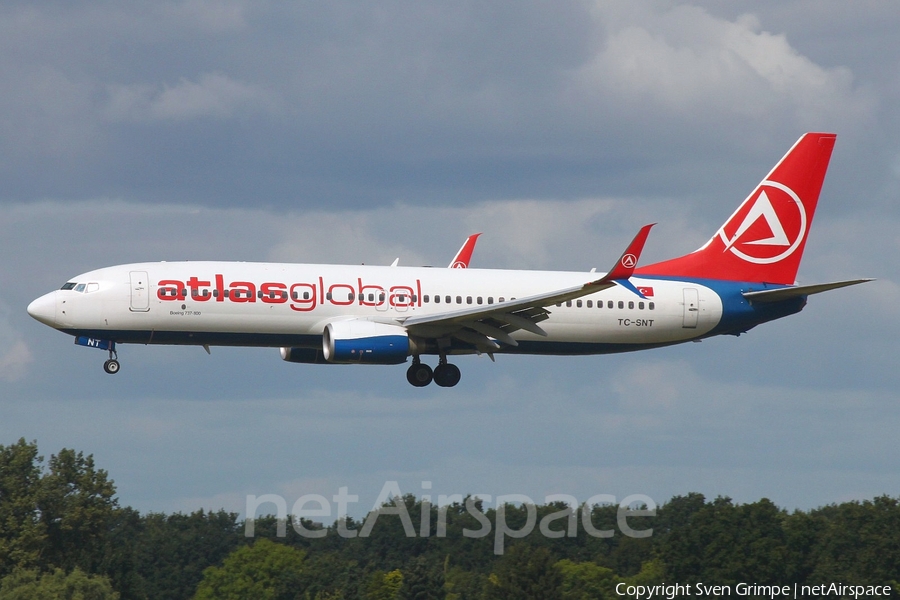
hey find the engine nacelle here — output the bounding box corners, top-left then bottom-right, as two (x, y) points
(322, 320), (410, 364)
(280, 347), (330, 364)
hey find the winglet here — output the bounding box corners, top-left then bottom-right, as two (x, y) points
(449, 233), (481, 268)
(602, 224), (655, 281)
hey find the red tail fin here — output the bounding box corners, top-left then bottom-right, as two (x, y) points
(637, 133), (836, 285)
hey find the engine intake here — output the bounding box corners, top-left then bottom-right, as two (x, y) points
(322, 321), (410, 364)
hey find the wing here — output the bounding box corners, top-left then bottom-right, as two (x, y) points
(401, 224), (655, 351)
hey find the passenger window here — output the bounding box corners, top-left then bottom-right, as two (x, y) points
(639, 302), (644, 309)
(618, 301), (624, 309)
(628, 301), (634, 309)
(476, 297), (483, 304)
(74, 283), (86, 292)
(488, 297), (494, 304)
(412, 295), (417, 303)
(446, 296), (451, 304)
(424, 295), (430, 303)
(326, 292), (332, 300)
(576, 300), (582, 308)
(304, 292), (310, 300)
(587, 300), (592, 308)
(379, 293), (385, 302)
(566, 300), (572, 307)
(607, 301), (613, 309)
(466, 296), (472, 304)
(456, 296), (462, 304)
(499, 297), (505, 302)
(348, 292), (354, 301)
(434, 295), (440, 304)
(649, 302), (655, 310)
(359, 293), (365, 301)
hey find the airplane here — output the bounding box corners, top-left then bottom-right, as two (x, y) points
(27, 132), (871, 387)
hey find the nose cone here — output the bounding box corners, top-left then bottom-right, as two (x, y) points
(27, 292), (57, 327)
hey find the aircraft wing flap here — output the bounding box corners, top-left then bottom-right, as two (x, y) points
(742, 278), (874, 303)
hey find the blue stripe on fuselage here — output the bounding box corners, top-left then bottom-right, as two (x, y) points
(637, 275), (807, 337)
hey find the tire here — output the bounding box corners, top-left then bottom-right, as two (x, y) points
(407, 362), (433, 387)
(433, 363), (461, 387)
(103, 359), (120, 374)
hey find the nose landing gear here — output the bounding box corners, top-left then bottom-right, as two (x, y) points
(103, 347), (120, 375)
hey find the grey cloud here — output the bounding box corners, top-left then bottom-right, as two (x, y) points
(0, 1), (888, 208)
(105, 74), (280, 122)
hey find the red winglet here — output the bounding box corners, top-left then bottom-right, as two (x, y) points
(449, 233), (481, 268)
(603, 224), (655, 281)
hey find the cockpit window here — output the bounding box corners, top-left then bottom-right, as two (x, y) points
(61, 282), (77, 290)
(86, 283), (99, 293)
(74, 283), (86, 292)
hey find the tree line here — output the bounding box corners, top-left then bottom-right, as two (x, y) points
(0, 439), (898, 599)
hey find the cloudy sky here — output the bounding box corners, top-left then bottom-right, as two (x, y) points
(2, 0), (899, 519)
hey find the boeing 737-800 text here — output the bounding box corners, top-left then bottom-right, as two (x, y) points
(27, 133), (870, 387)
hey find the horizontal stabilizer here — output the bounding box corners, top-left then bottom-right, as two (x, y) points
(742, 279), (874, 303)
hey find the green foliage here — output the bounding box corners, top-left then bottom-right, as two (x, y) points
(0, 439), (118, 579)
(134, 509), (243, 600)
(0, 440), (45, 574)
(557, 559), (618, 599)
(620, 558), (664, 586)
(193, 538), (306, 600)
(399, 556), (443, 600)
(0, 567), (119, 600)
(484, 544), (562, 600)
(364, 569), (403, 600)
(658, 496), (791, 583)
(4, 440), (900, 599)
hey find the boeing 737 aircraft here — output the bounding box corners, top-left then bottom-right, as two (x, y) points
(27, 133), (870, 387)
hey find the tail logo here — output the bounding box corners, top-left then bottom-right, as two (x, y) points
(717, 181), (807, 265)
(621, 254), (637, 268)
(450, 261), (467, 269)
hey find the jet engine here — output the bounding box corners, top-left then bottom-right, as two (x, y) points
(280, 347), (329, 364)
(322, 320), (411, 364)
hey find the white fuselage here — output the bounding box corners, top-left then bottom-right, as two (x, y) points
(29, 261), (723, 354)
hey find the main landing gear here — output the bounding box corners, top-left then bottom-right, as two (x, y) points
(103, 347), (120, 375)
(406, 356), (461, 388)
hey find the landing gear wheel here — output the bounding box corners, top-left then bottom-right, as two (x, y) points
(103, 359), (120, 375)
(433, 363), (461, 387)
(407, 362), (434, 387)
